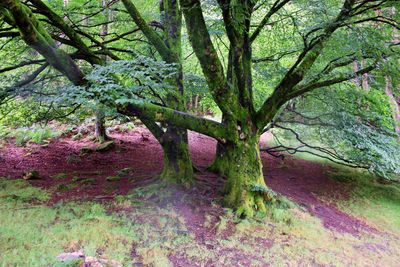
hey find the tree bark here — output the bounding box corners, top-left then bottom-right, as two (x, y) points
(221, 136), (268, 218)
(94, 108), (108, 143)
(160, 126), (193, 186)
(94, 0), (109, 143)
(385, 76), (400, 138)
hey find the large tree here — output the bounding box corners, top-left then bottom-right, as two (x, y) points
(121, 0), (399, 216)
(0, 0), (195, 185)
(1, 0), (398, 217)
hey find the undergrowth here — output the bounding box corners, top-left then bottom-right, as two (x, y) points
(1, 126), (60, 146)
(0, 178), (134, 266)
(1, 176), (400, 266)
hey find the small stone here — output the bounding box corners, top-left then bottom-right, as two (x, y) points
(81, 178), (96, 185)
(96, 141), (115, 152)
(80, 146), (94, 155)
(106, 176), (121, 182)
(57, 184), (70, 191)
(117, 167), (133, 176)
(56, 251), (84, 262)
(23, 170), (40, 180)
(71, 133), (83, 141)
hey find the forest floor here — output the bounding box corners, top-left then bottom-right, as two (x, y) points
(0, 127), (399, 266)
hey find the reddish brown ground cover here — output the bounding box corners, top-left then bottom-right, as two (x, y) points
(0, 128), (372, 237)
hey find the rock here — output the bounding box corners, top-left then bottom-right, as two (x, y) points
(56, 251), (121, 267)
(56, 251), (84, 262)
(71, 133), (83, 141)
(23, 170), (40, 180)
(80, 146), (94, 155)
(57, 184), (70, 191)
(96, 141), (115, 152)
(106, 176), (121, 182)
(85, 256), (122, 267)
(117, 168), (133, 176)
(80, 178), (96, 185)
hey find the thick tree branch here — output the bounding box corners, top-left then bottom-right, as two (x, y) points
(28, 0), (102, 65)
(180, 0), (236, 118)
(121, 0), (175, 63)
(0, 0), (85, 85)
(255, 0), (357, 127)
(119, 101), (231, 142)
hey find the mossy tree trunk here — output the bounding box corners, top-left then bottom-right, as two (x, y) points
(94, 108), (108, 143)
(94, 0), (109, 143)
(123, 0), (194, 185)
(160, 126), (193, 186)
(222, 135), (268, 218)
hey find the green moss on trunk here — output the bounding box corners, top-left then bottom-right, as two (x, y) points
(95, 108), (108, 143)
(160, 126), (193, 187)
(209, 141), (230, 176)
(221, 136), (271, 218)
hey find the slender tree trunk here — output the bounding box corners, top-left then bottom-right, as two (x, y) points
(95, 108), (108, 143)
(157, 0), (193, 184)
(94, 0), (109, 143)
(361, 60), (369, 91)
(385, 76), (400, 138)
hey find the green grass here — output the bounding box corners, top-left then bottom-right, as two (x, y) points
(328, 168), (400, 234)
(0, 178), (135, 266)
(1, 177), (400, 266)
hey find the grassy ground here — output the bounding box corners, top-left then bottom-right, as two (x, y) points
(1, 170), (400, 266)
(328, 168), (400, 235)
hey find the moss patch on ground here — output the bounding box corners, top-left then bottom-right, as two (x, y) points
(1, 177), (400, 266)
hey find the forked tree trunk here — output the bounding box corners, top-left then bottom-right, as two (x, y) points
(160, 126), (193, 186)
(222, 135), (268, 218)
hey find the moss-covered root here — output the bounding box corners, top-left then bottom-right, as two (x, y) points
(237, 193), (267, 218)
(225, 186), (269, 218)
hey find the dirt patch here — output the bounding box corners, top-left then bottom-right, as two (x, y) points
(0, 128), (376, 236)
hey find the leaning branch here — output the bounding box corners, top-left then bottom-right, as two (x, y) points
(28, 0), (102, 65)
(250, 0), (291, 42)
(255, 0), (357, 127)
(118, 101), (231, 142)
(288, 63), (376, 100)
(180, 0), (236, 118)
(121, 0), (175, 63)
